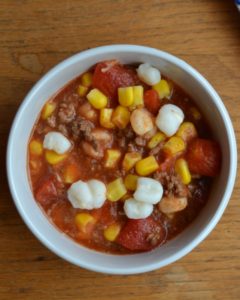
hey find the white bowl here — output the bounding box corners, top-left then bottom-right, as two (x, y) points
(7, 45), (237, 274)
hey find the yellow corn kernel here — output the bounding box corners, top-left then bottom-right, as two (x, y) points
(77, 85), (88, 97)
(135, 156), (159, 176)
(122, 152), (142, 171)
(163, 136), (186, 156)
(45, 150), (66, 165)
(105, 149), (121, 168)
(153, 79), (171, 99)
(176, 122), (197, 142)
(100, 108), (115, 129)
(107, 178), (127, 202)
(104, 223), (121, 242)
(29, 140), (43, 155)
(190, 107), (201, 120)
(147, 132), (166, 149)
(41, 102), (56, 120)
(87, 88), (108, 109)
(81, 72), (93, 87)
(175, 158), (191, 184)
(75, 213), (95, 232)
(112, 106), (130, 129)
(118, 87), (134, 107)
(132, 85), (144, 107)
(124, 174), (139, 191)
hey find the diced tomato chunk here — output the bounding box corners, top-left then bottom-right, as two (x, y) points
(144, 89), (161, 114)
(117, 217), (167, 251)
(50, 201), (76, 232)
(63, 163), (81, 184)
(93, 61), (138, 104)
(35, 176), (58, 206)
(187, 138), (221, 177)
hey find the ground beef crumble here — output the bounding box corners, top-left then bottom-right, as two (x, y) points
(115, 126), (136, 149)
(127, 142), (145, 155)
(58, 102), (76, 124)
(71, 116), (95, 141)
(154, 171), (188, 197)
(127, 142), (138, 152)
(58, 124), (69, 136)
(135, 136), (147, 147)
(57, 92), (83, 125)
(47, 115), (57, 128)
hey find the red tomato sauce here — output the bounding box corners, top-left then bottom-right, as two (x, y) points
(28, 61), (221, 254)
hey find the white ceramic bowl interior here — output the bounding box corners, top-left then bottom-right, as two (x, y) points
(7, 45), (237, 274)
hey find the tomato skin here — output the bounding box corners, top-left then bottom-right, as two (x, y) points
(35, 176), (58, 206)
(144, 89), (161, 114)
(93, 61), (138, 103)
(187, 138), (221, 177)
(117, 217), (166, 251)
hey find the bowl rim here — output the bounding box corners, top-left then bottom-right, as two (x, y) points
(7, 44), (237, 274)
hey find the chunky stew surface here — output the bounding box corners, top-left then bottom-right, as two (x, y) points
(28, 61), (221, 254)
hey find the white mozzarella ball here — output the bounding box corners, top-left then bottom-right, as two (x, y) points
(137, 63), (161, 86)
(124, 198), (153, 219)
(67, 179), (106, 209)
(134, 177), (163, 204)
(43, 131), (71, 154)
(88, 179), (107, 208)
(67, 180), (93, 209)
(156, 104), (184, 137)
